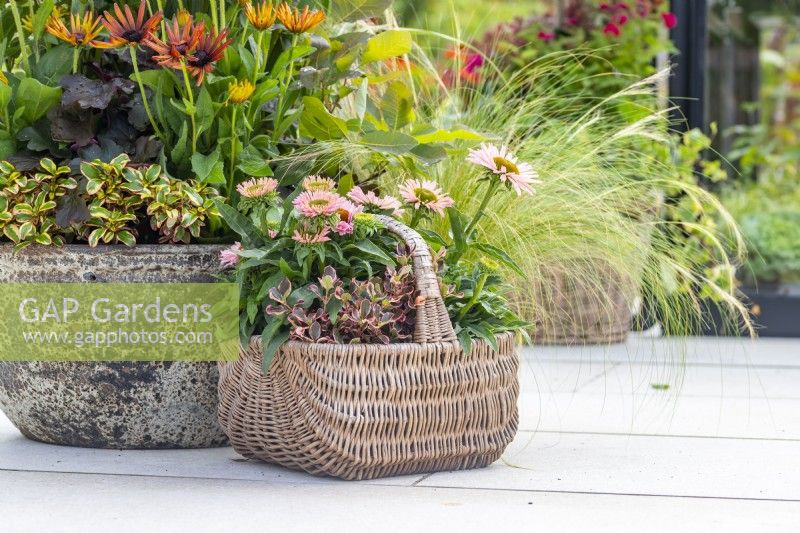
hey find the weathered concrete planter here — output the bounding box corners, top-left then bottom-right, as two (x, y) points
(0, 244), (230, 449)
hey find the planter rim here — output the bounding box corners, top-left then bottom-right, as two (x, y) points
(0, 243), (228, 254)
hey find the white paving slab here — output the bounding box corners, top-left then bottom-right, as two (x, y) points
(420, 431), (800, 500)
(521, 391), (800, 440)
(1, 470), (798, 533)
(527, 335), (800, 368)
(1, 337), (799, 531)
(0, 413), (422, 487)
(585, 362), (800, 399)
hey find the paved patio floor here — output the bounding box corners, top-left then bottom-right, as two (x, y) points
(1, 336), (798, 532)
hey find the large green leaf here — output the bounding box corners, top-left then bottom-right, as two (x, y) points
(31, 45), (73, 85)
(474, 242), (525, 277)
(414, 129), (486, 144)
(360, 130), (418, 154)
(191, 148), (225, 185)
(130, 69), (176, 96)
(381, 81), (415, 129)
(299, 97), (348, 140)
(31, 0), (55, 38)
(349, 239), (396, 266)
(0, 83), (11, 110)
(0, 131), (15, 160)
(213, 198), (264, 247)
(362, 30), (412, 64)
(16, 78), (61, 125)
(237, 144), (274, 177)
(195, 87), (215, 136)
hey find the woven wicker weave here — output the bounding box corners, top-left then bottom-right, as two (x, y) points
(529, 261), (635, 345)
(217, 216), (520, 480)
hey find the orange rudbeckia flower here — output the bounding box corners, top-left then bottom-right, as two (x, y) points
(93, 1), (162, 48)
(244, 1), (278, 31)
(184, 29), (232, 85)
(146, 16), (205, 68)
(276, 3), (325, 34)
(46, 11), (103, 47)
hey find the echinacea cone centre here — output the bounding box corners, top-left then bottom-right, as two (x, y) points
(493, 156), (519, 174)
(414, 188), (438, 203)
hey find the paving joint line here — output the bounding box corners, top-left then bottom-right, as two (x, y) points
(514, 429), (800, 442)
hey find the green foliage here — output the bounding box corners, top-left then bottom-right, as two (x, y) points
(0, 158), (74, 251)
(723, 19), (800, 286)
(724, 181), (800, 285)
(0, 154), (220, 249)
(739, 212), (800, 284)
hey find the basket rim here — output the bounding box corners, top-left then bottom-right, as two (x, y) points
(244, 330), (516, 351)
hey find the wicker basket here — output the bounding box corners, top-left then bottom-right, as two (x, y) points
(528, 261), (635, 345)
(217, 217), (520, 480)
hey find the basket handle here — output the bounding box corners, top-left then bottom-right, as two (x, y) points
(375, 215), (457, 344)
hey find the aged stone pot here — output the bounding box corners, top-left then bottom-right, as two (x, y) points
(0, 244), (230, 449)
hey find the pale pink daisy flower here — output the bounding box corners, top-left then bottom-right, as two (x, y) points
(347, 186), (404, 216)
(337, 198), (363, 223)
(219, 242), (242, 268)
(302, 175), (337, 192)
(334, 220), (354, 236)
(293, 191), (346, 218)
(236, 177), (279, 198)
(267, 229), (278, 239)
(466, 143), (540, 196)
(398, 179), (455, 217)
(292, 227), (331, 245)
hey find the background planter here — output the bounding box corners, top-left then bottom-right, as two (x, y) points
(702, 284), (800, 338)
(0, 244), (229, 449)
(527, 261), (636, 345)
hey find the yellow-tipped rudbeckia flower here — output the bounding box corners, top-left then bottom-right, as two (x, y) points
(228, 79), (255, 104)
(276, 3), (325, 34)
(46, 10), (103, 47)
(244, 1), (278, 31)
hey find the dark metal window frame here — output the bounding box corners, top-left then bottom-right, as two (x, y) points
(669, 0), (709, 132)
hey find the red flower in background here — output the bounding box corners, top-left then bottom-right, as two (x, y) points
(538, 31), (555, 42)
(615, 13), (629, 25)
(603, 22), (621, 37)
(460, 53), (484, 83)
(662, 12), (677, 29)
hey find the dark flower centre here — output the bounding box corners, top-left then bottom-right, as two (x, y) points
(493, 156), (519, 174)
(73, 31), (86, 43)
(121, 29), (143, 42)
(191, 50), (212, 67)
(175, 42), (188, 55)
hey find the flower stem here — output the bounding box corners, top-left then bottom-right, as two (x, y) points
(252, 31), (264, 83)
(464, 180), (500, 238)
(8, 0), (30, 74)
(273, 33), (299, 142)
(129, 46), (164, 140)
(72, 47), (80, 74)
(220, 0), (226, 30)
(457, 271), (489, 321)
(27, 0), (39, 62)
(228, 106), (238, 198)
(155, 0), (167, 39)
(409, 209), (423, 229)
(180, 62), (198, 153)
(209, 0), (219, 34)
